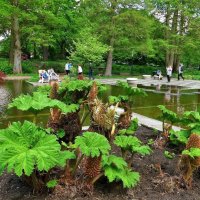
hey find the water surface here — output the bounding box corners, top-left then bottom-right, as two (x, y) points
(1, 80), (200, 128)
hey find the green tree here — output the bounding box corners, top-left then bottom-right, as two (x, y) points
(150, 0), (200, 70)
(79, 0), (154, 76)
(0, 0), (77, 73)
(70, 28), (109, 64)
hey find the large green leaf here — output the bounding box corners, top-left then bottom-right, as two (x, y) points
(169, 129), (191, 145)
(116, 81), (146, 97)
(102, 155), (140, 188)
(8, 92), (79, 114)
(158, 105), (178, 124)
(0, 121), (75, 176)
(114, 135), (151, 155)
(182, 148), (200, 159)
(75, 132), (111, 157)
(102, 155), (127, 169)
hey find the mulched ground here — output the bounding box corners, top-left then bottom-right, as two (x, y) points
(0, 126), (200, 200)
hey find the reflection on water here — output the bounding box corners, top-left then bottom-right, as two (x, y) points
(0, 86), (11, 115)
(102, 85), (200, 120)
(0, 80), (35, 127)
(1, 80), (200, 128)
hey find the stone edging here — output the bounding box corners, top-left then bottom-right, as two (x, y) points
(3, 76), (31, 80)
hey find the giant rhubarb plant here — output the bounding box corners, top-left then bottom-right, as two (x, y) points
(59, 80), (93, 104)
(158, 105), (179, 133)
(114, 135), (151, 166)
(163, 110), (200, 145)
(74, 132), (110, 180)
(8, 92), (79, 123)
(0, 120), (75, 191)
(60, 132), (141, 189)
(102, 155), (140, 188)
(112, 81), (146, 129)
(179, 133), (200, 187)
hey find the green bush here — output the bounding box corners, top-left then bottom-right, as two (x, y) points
(0, 59), (12, 74)
(23, 60), (66, 73)
(111, 64), (164, 76)
(22, 60), (36, 73)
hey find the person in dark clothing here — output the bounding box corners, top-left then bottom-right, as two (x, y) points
(88, 66), (94, 80)
(178, 64), (184, 80)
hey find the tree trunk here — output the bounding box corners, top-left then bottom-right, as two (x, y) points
(173, 54), (180, 72)
(104, 0), (117, 76)
(173, 10), (186, 71)
(33, 43), (37, 59)
(9, 30), (14, 65)
(43, 46), (49, 61)
(60, 42), (66, 59)
(105, 37), (114, 76)
(171, 9), (179, 71)
(11, 0), (22, 74)
(166, 9), (178, 70)
(165, 5), (171, 68)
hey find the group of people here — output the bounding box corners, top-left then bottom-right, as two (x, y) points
(38, 69), (60, 83)
(166, 64), (184, 82)
(65, 62), (94, 80)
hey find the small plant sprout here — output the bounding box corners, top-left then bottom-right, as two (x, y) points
(153, 128), (159, 135)
(147, 139), (154, 145)
(46, 179), (58, 189)
(118, 118), (139, 135)
(164, 151), (175, 159)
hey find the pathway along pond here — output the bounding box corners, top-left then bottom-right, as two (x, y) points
(0, 80), (200, 128)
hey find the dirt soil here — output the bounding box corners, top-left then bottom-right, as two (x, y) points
(0, 126), (200, 200)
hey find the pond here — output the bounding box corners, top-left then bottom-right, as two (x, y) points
(0, 80), (200, 128)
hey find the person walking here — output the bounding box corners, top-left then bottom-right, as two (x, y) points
(178, 64), (184, 80)
(78, 64), (84, 80)
(88, 65), (94, 80)
(166, 66), (172, 82)
(65, 62), (70, 75)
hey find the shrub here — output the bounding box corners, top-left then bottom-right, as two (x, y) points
(0, 59), (12, 74)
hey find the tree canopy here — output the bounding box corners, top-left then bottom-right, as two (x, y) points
(0, 0), (200, 74)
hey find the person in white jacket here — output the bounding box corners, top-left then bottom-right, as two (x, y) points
(166, 66), (172, 82)
(78, 65), (83, 75)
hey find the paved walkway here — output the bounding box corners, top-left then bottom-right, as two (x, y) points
(99, 77), (200, 89)
(133, 112), (181, 132)
(28, 76), (200, 90)
(115, 107), (181, 132)
(83, 111), (182, 132)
